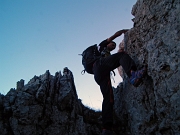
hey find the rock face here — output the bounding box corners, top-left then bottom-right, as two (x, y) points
(0, 68), (101, 135)
(114, 0), (180, 135)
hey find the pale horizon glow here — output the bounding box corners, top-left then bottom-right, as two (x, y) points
(0, 0), (137, 110)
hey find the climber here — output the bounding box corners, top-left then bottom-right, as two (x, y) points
(91, 29), (147, 135)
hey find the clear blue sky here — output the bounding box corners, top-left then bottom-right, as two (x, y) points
(0, 0), (136, 110)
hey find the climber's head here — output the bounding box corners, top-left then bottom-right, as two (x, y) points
(107, 41), (116, 51)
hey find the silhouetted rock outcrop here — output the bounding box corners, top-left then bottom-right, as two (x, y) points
(0, 68), (101, 135)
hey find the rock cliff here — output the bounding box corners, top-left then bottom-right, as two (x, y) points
(114, 0), (180, 135)
(0, 68), (102, 135)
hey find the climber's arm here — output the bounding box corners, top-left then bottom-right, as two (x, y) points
(107, 29), (129, 42)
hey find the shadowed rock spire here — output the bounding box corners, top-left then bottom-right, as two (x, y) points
(0, 68), (102, 135)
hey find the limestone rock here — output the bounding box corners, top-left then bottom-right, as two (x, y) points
(114, 0), (180, 134)
(0, 68), (101, 135)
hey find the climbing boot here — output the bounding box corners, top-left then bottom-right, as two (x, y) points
(129, 65), (147, 87)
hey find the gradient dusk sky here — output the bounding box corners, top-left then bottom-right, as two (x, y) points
(0, 0), (136, 110)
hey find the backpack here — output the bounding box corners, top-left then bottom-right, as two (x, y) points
(80, 44), (101, 74)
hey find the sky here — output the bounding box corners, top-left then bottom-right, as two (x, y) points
(0, 0), (136, 110)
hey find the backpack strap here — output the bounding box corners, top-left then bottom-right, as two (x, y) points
(112, 70), (115, 76)
(81, 69), (86, 75)
(110, 71), (116, 83)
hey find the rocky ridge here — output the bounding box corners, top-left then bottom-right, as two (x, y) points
(0, 68), (102, 135)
